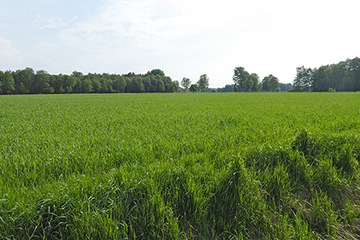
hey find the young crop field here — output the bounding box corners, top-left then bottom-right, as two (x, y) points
(1, 92), (360, 239)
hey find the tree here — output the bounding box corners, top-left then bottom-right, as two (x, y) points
(126, 77), (144, 93)
(63, 75), (76, 93)
(13, 68), (34, 94)
(91, 76), (101, 93)
(190, 84), (198, 92)
(72, 71), (83, 78)
(0, 71), (15, 94)
(233, 67), (251, 92)
(173, 80), (181, 92)
(250, 73), (260, 92)
(112, 76), (126, 93)
(73, 77), (82, 93)
(156, 78), (165, 92)
(262, 75), (280, 92)
(293, 66), (313, 91)
(181, 77), (191, 92)
(279, 83), (293, 91)
(197, 74), (209, 92)
(34, 70), (52, 93)
(163, 77), (174, 92)
(348, 57), (360, 91)
(148, 69), (165, 77)
(0, 67), (181, 94)
(311, 66), (328, 92)
(217, 84), (234, 92)
(100, 76), (114, 93)
(300, 57), (360, 92)
(0, 72), (3, 94)
(52, 75), (64, 93)
(82, 77), (93, 93)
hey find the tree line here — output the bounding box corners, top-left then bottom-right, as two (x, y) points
(2, 57), (358, 95)
(181, 68), (286, 93)
(293, 57), (360, 92)
(232, 67), (282, 92)
(231, 57), (360, 93)
(180, 74), (209, 92)
(0, 68), (180, 94)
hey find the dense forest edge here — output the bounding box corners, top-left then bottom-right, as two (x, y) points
(0, 57), (359, 94)
(0, 69), (180, 94)
(292, 57), (360, 92)
(228, 57), (360, 93)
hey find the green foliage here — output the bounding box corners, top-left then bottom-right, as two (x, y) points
(292, 130), (317, 161)
(233, 66), (251, 92)
(295, 57), (360, 92)
(310, 191), (338, 237)
(232, 66), (261, 92)
(250, 73), (260, 92)
(0, 93), (360, 239)
(262, 74), (280, 92)
(1, 68), (179, 94)
(189, 83), (198, 92)
(294, 211), (316, 240)
(0, 71), (15, 94)
(279, 83), (293, 92)
(147, 69), (165, 77)
(293, 66), (313, 92)
(217, 84), (234, 92)
(209, 159), (270, 238)
(197, 74), (209, 92)
(181, 77), (191, 92)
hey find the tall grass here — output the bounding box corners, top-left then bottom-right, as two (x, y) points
(0, 92), (360, 239)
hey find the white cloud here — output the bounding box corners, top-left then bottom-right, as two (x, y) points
(0, 37), (18, 56)
(35, 15), (68, 30)
(0, 36), (24, 67)
(61, 0), (157, 43)
(2, 0), (359, 86)
(54, 0), (360, 85)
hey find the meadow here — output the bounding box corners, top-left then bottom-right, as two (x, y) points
(0, 92), (360, 239)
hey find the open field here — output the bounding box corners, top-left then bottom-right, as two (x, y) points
(1, 92), (360, 239)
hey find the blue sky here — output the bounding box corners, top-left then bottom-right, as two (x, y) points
(1, 0), (360, 87)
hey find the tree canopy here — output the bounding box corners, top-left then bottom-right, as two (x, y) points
(197, 74), (209, 92)
(0, 68), (180, 94)
(233, 67), (251, 92)
(262, 75), (280, 92)
(293, 66), (313, 92)
(190, 83), (198, 92)
(233, 67), (276, 92)
(0, 71), (15, 94)
(181, 77), (191, 92)
(3, 57), (358, 95)
(292, 57), (360, 92)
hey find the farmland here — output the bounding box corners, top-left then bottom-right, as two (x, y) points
(0, 92), (360, 239)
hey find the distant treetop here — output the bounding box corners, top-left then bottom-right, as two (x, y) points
(147, 69), (165, 77)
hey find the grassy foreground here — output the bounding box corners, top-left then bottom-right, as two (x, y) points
(0, 92), (360, 239)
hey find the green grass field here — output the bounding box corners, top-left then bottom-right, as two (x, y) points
(1, 92), (360, 239)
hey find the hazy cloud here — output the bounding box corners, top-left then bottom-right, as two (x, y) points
(35, 15), (68, 30)
(0, 36), (24, 68)
(1, 0), (359, 86)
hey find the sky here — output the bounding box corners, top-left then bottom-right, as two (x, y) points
(1, 0), (360, 88)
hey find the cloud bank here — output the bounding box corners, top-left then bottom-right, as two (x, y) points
(1, 0), (360, 87)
